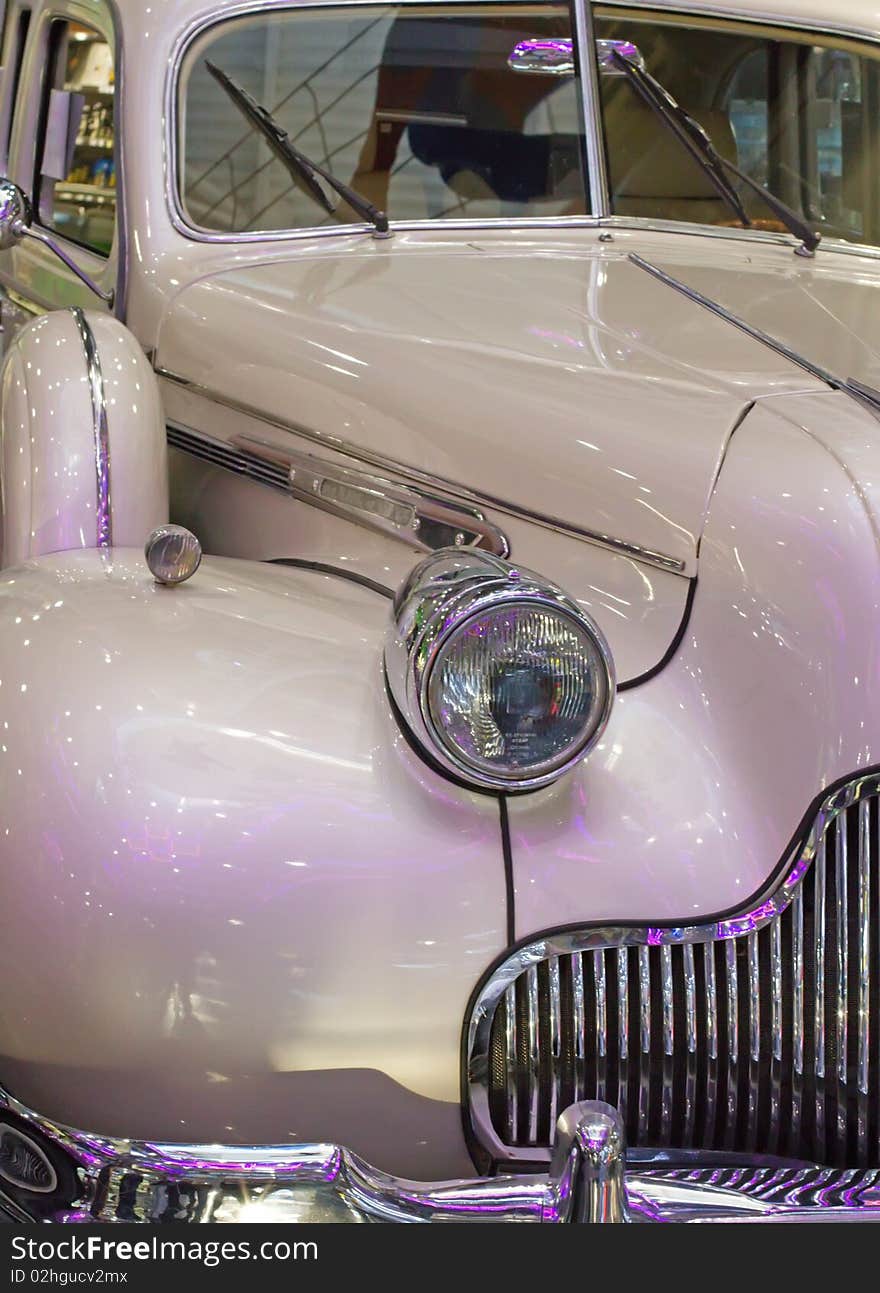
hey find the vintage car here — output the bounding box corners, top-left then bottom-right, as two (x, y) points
(0, 0), (880, 1225)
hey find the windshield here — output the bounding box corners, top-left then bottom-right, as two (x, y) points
(178, 3), (591, 233)
(595, 7), (880, 248)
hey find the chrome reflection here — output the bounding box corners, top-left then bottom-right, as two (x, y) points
(385, 549), (615, 790)
(3, 1082), (880, 1223)
(70, 308), (111, 549)
(167, 421), (509, 558)
(467, 771), (880, 1168)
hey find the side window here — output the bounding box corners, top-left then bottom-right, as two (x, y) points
(595, 6), (880, 247)
(35, 19), (115, 255)
(0, 4), (32, 164)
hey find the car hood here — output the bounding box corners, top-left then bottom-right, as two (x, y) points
(155, 237), (826, 579)
(635, 234), (880, 392)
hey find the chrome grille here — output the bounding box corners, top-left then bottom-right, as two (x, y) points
(467, 775), (880, 1167)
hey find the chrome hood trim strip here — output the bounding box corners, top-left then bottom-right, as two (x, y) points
(158, 369), (687, 575)
(628, 254), (866, 405)
(70, 308), (111, 548)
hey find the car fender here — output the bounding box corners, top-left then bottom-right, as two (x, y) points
(0, 309), (167, 568)
(0, 550), (506, 1177)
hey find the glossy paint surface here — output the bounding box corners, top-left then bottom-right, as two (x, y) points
(0, 310), (167, 566)
(155, 243), (822, 578)
(0, 550), (505, 1173)
(2, 0), (880, 1178)
(164, 379), (690, 685)
(643, 235), (880, 391)
(508, 390), (880, 933)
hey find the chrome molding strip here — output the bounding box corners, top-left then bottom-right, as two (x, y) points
(70, 308), (111, 548)
(466, 769), (880, 1167)
(3, 1082), (880, 1223)
(160, 378), (686, 574)
(168, 420), (509, 557)
(628, 253), (842, 391)
(573, 0), (609, 220)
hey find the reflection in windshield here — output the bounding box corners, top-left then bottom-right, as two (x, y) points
(596, 8), (880, 247)
(181, 4), (590, 234)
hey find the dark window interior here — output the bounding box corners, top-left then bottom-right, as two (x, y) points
(34, 18), (115, 256)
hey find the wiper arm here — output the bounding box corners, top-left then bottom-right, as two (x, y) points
(609, 49), (820, 257)
(205, 61), (390, 237)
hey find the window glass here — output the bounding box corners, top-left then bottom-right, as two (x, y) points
(179, 3), (590, 232)
(595, 6), (880, 246)
(36, 20), (115, 255)
(0, 6), (32, 157)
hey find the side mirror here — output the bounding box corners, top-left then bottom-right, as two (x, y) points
(507, 37), (645, 77)
(0, 178), (32, 250)
(0, 178), (112, 304)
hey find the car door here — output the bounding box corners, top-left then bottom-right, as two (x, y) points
(0, 0), (121, 346)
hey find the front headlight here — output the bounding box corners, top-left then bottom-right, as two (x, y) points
(385, 550), (614, 790)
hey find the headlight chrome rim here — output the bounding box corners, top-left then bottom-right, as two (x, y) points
(385, 550), (615, 791)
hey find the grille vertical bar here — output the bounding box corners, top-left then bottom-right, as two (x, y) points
(814, 833), (827, 1157)
(857, 800), (870, 1165)
(746, 931), (761, 1151)
(571, 952), (586, 1103)
(503, 983), (518, 1144)
(547, 954), (562, 1131)
(683, 943), (697, 1147)
(836, 823), (849, 1154)
(594, 951), (607, 1105)
(703, 941), (718, 1149)
(769, 919), (783, 1154)
(660, 945), (674, 1143)
(525, 965), (539, 1144)
(724, 940), (738, 1149)
(478, 781), (880, 1167)
(791, 885), (804, 1154)
(638, 946), (651, 1141)
(616, 949), (628, 1127)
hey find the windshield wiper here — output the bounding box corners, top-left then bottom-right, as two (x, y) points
(608, 48), (820, 257)
(205, 61), (390, 237)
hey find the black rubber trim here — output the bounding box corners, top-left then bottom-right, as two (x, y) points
(617, 577), (697, 692)
(499, 796), (516, 945)
(459, 759), (880, 1169)
(384, 664), (504, 797)
(266, 558), (393, 600)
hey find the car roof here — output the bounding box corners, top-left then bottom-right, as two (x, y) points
(113, 0), (880, 46)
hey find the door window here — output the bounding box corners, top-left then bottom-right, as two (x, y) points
(0, 4), (32, 163)
(35, 19), (116, 255)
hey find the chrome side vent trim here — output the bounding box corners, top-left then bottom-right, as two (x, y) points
(167, 421), (508, 557)
(467, 772), (880, 1169)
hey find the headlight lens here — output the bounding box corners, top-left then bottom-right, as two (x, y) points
(427, 601), (610, 781)
(385, 551), (614, 790)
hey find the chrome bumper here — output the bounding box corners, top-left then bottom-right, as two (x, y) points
(3, 1084), (880, 1223)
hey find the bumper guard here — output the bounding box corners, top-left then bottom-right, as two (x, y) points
(3, 1084), (880, 1223)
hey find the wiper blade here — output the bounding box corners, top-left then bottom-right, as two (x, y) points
(608, 49), (820, 257)
(205, 61), (390, 236)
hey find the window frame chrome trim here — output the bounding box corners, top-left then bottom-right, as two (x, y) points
(464, 768), (880, 1167)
